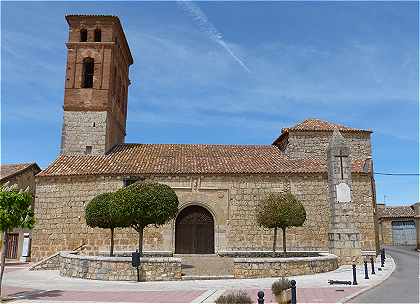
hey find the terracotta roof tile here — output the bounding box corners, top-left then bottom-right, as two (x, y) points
(273, 119), (371, 145)
(38, 144), (369, 177)
(378, 206), (415, 219)
(282, 119), (372, 133)
(1, 163), (41, 181)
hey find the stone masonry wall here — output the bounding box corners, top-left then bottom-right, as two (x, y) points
(284, 131), (371, 161)
(32, 173), (376, 261)
(61, 111), (108, 154)
(380, 219), (393, 246)
(29, 252), (63, 271)
(59, 252), (181, 281)
(32, 176), (123, 260)
(233, 253), (338, 278)
(352, 175), (376, 251)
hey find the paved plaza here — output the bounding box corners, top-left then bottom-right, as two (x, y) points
(2, 255), (395, 303)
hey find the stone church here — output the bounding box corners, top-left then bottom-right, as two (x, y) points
(32, 15), (379, 264)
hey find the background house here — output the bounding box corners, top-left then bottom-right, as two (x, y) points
(377, 203), (416, 246)
(0, 163), (41, 260)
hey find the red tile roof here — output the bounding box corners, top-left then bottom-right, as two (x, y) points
(273, 119), (372, 145)
(1, 163), (41, 181)
(38, 144), (370, 177)
(378, 206), (415, 219)
(282, 119), (371, 133)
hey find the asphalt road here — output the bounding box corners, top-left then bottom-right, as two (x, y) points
(350, 246), (419, 303)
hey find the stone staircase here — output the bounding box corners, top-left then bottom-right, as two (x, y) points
(176, 254), (234, 280)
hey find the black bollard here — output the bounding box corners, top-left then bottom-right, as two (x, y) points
(381, 250), (385, 268)
(382, 248), (386, 261)
(131, 250), (141, 282)
(370, 257), (375, 274)
(290, 280), (297, 304)
(364, 260), (369, 279)
(257, 290), (264, 304)
(352, 263), (358, 285)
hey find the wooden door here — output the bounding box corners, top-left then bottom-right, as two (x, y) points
(6, 233), (19, 259)
(175, 205), (214, 254)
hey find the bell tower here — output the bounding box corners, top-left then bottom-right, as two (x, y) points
(61, 15), (133, 155)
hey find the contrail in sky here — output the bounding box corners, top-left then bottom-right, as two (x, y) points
(177, 0), (251, 73)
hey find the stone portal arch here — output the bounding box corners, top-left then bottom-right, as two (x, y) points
(175, 205), (215, 254)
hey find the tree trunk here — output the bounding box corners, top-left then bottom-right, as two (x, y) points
(282, 227), (287, 255)
(272, 227), (277, 256)
(110, 228), (114, 257)
(138, 227), (144, 256)
(0, 232), (9, 298)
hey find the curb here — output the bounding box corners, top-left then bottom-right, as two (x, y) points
(339, 256), (396, 303)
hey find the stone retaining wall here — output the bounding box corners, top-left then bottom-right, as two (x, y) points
(98, 251), (173, 257)
(233, 253), (338, 278)
(29, 252), (63, 271)
(59, 252), (181, 281)
(219, 250), (322, 258)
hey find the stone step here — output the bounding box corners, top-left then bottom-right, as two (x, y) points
(181, 275), (235, 280)
(177, 255), (234, 276)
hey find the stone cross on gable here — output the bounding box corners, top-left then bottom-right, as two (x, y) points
(327, 128), (361, 264)
(335, 149), (348, 180)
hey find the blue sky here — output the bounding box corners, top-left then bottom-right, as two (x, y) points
(1, 1), (418, 205)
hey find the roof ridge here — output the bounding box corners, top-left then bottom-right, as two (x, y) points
(1, 162), (36, 167)
(117, 143), (276, 147)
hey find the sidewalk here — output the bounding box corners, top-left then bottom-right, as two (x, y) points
(2, 255), (394, 303)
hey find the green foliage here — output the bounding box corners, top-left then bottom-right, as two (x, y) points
(116, 181), (179, 230)
(112, 181), (179, 254)
(85, 192), (128, 229)
(257, 192), (306, 230)
(257, 191), (306, 253)
(0, 183), (35, 298)
(215, 291), (252, 304)
(272, 277), (290, 296)
(83, 181), (179, 254)
(0, 185), (34, 232)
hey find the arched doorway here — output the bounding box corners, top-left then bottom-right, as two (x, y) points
(175, 205), (215, 254)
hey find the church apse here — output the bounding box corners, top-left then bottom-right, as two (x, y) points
(273, 119), (372, 162)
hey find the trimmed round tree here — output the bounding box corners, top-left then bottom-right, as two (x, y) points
(115, 181), (179, 255)
(257, 192), (306, 254)
(85, 192), (128, 257)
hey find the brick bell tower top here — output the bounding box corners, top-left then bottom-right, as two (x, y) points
(61, 15), (133, 155)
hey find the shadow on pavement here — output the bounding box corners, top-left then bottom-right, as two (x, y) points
(7, 289), (64, 300)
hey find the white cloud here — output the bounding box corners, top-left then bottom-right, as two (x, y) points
(176, 0), (251, 73)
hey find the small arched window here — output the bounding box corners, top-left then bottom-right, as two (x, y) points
(82, 58), (94, 88)
(80, 29), (88, 42)
(94, 29), (101, 42)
